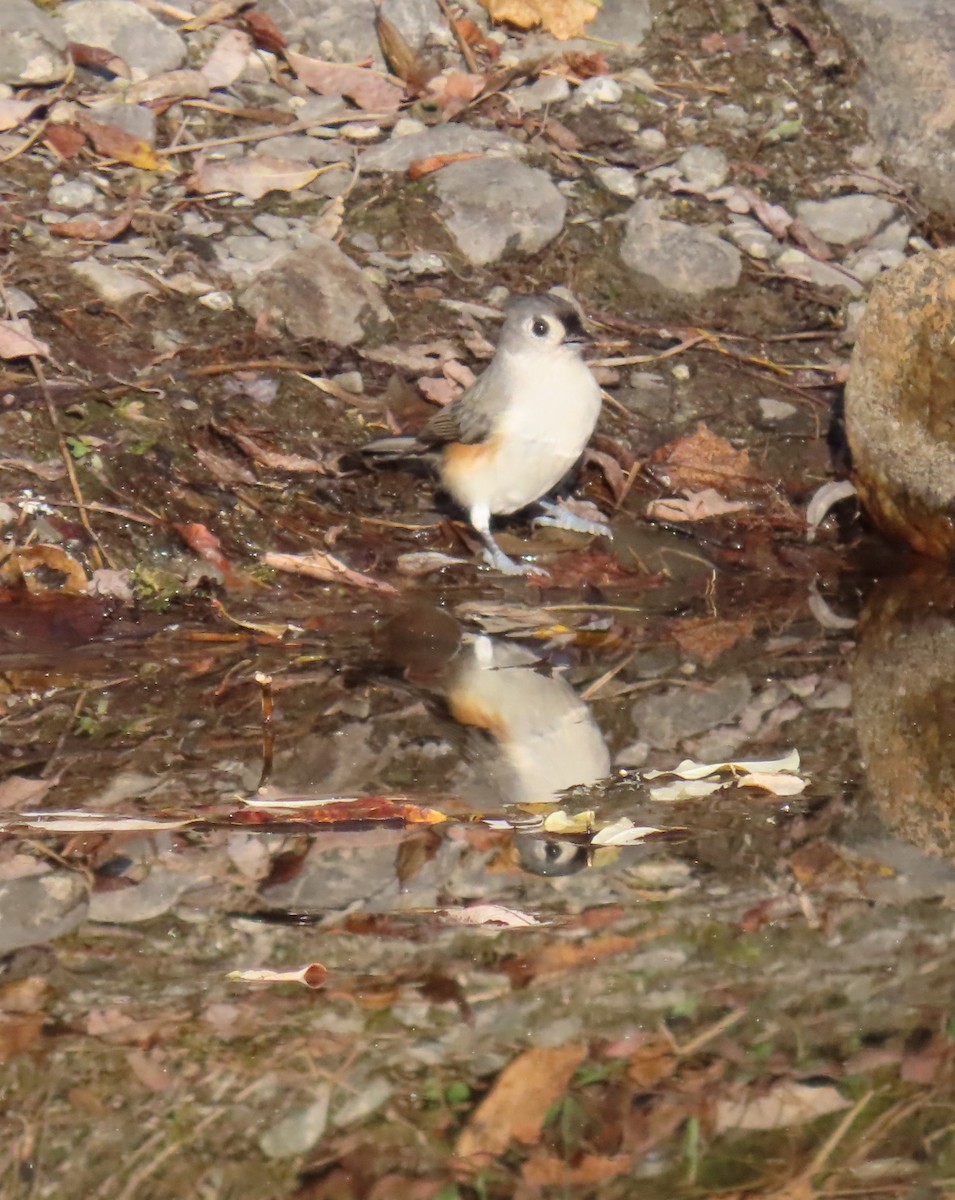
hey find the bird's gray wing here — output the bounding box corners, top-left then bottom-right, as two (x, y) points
(417, 369), (500, 446)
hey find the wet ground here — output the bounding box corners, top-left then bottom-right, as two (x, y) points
(4, 1), (955, 1198)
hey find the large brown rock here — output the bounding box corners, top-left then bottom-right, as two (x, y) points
(845, 248), (955, 559)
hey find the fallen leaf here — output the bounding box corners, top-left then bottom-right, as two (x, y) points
(265, 549), (398, 595)
(227, 963), (328, 988)
(375, 8), (431, 89)
(223, 427), (331, 473)
(199, 28), (253, 88)
(1, 544), (88, 594)
(670, 616), (755, 666)
(0, 1014), (44, 1062)
(287, 50), (404, 112)
(480, 0), (600, 40)
(180, 0), (248, 32)
(68, 41), (130, 77)
(44, 123), (87, 159)
(456, 1044), (586, 1158)
(426, 71), (486, 118)
(0, 812), (195, 834)
(127, 1048), (174, 1092)
(650, 422), (760, 496)
(241, 8), (287, 54)
(75, 112), (165, 170)
(522, 1152), (631, 1187)
(0, 775), (54, 809)
(175, 522), (243, 587)
(436, 904), (543, 927)
(312, 195), (344, 241)
(647, 488), (752, 523)
(0, 318), (50, 360)
(0, 99), (43, 132)
(738, 771), (807, 796)
(562, 50), (610, 77)
(125, 68), (211, 105)
(806, 479), (857, 540)
(648, 779), (725, 803)
(591, 818), (666, 846)
(363, 339), (459, 372)
(233, 795), (447, 825)
(715, 1079), (849, 1132)
(187, 154), (320, 200)
(396, 550), (469, 575)
(50, 206), (135, 242)
(408, 151), (483, 180)
(542, 117), (583, 152)
(644, 750), (801, 781)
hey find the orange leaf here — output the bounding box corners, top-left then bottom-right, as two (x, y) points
(408, 151), (483, 180)
(75, 113), (165, 171)
(480, 0), (600, 40)
(232, 797), (448, 826)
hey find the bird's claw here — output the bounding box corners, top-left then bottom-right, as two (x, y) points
(533, 500), (611, 538)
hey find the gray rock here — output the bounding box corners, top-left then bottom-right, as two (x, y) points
(588, 0), (652, 52)
(222, 234), (279, 264)
(758, 397), (797, 423)
(620, 202), (742, 296)
(573, 76), (623, 106)
(511, 74), (571, 112)
(0, 870), (89, 954)
(820, 0), (955, 219)
(776, 247), (864, 295)
(259, 1090), (332, 1159)
(796, 193), (897, 245)
(88, 101), (156, 145)
(254, 0), (437, 65)
(636, 127), (667, 153)
(433, 158), (566, 266)
(594, 165), (639, 199)
(0, 0), (69, 84)
(88, 865), (208, 922)
(70, 260), (158, 303)
(252, 213), (292, 239)
(48, 180), (97, 210)
(58, 0), (186, 79)
(715, 102), (748, 127)
(632, 673), (753, 750)
(239, 235), (392, 346)
(677, 144), (730, 191)
(254, 133), (350, 164)
(360, 124), (522, 174)
(3, 286), (36, 316)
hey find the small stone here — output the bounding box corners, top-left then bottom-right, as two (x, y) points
(58, 0), (186, 80)
(758, 397), (797, 422)
(677, 145), (730, 191)
(252, 213), (291, 239)
(616, 739), (650, 768)
(620, 201), (742, 296)
(0, 870), (89, 954)
(587, 0), (652, 50)
(70, 260), (157, 303)
(260, 1091), (331, 1159)
(844, 245), (906, 283)
(48, 180), (97, 210)
(0, 0), (69, 85)
(3, 286), (36, 316)
(618, 65), (658, 93)
(671, 363), (690, 382)
(573, 76), (623, 106)
(636, 127), (667, 152)
(485, 285), (509, 307)
(198, 291), (233, 311)
(796, 193), (897, 246)
(727, 215), (780, 260)
(594, 165), (639, 199)
(360, 125), (523, 174)
(433, 158), (566, 267)
(332, 371), (364, 394)
(340, 121), (380, 140)
(348, 231), (378, 253)
(715, 102), (748, 127)
(776, 247), (863, 295)
(512, 74), (570, 111)
(392, 116), (426, 137)
(223, 234), (277, 263)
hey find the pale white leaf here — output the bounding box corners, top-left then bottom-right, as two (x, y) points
(807, 479), (857, 539)
(227, 963), (327, 988)
(0, 318), (49, 360)
(591, 818), (666, 845)
(738, 771), (808, 796)
(716, 1079), (849, 1132)
(648, 779), (725, 803)
(644, 750), (801, 781)
(436, 904), (543, 927)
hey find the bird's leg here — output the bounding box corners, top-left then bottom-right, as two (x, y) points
(470, 503), (546, 577)
(533, 498), (612, 537)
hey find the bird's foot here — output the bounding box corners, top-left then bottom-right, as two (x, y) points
(481, 544), (549, 578)
(533, 498), (612, 538)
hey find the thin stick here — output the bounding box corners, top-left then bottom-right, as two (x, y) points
(155, 112), (388, 158)
(30, 356), (108, 570)
(435, 0), (480, 72)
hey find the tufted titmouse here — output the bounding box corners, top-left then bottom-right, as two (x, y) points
(363, 294), (608, 575)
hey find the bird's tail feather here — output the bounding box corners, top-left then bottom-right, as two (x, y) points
(362, 435), (421, 458)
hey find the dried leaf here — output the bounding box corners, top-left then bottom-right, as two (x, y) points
(456, 1044), (587, 1157)
(200, 28), (253, 89)
(542, 117), (583, 151)
(264, 549), (398, 595)
(426, 71), (486, 118)
(50, 206), (135, 242)
(738, 771), (807, 796)
(408, 151), (483, 180)
(233, 795), (447, 825)
(241, 9), (287, 54)
(227, 963), (328, 988)
(591, 818), (666, 846)
(225, 427), (330, 473)
(312, 195), (344, 241)
(522, 1154), (631, 1188)
(375, 9), (430, 88)
(716, 1079), (849, 1132)
(436, 904), (543, 927)
(68, 41), (130, 77)
(44, 123), (87, 160)
(180, 0), (248, 32)
(0, 99), (43, 132)
(670, 616), (755, 666)
(74, 112), (165, 171)
(286, 50), (404, 112)
(644, 751), (801, 780)
(647, 488), (752, 523)
(187, 154), (319, 200)
(479, 0), (600, 40)
(648, 779), (725, 803)
(1, 544), (87, 593)
(175, 522), (243, 588)
(650, 422), (760, 496)
(0, 318), (50, 360)
(125, 68), (211, 105)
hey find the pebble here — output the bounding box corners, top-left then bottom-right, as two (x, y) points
(340, 121), (381, 140)
(636, 127), (667, 152)
(594, 165), (639, 199)
(618, 65), (659, 93)
(223, 234), (277, 263)
(795, 193), (897, 245)
(433, 158), (566, 267)
(3, 286), (36, 316)
(726, 215), (780, 260)
(48, 180), (97, 210)
(573, 76), (623, 106)
(332, 371), (364, 394)
(715, 102), (748, 127)
(198, 290), (234, 311)
(0, 870), (89, 955)
(260, 1092), (331, 1159)
(252, 213), (291, 239)
(512, 74), (570, 111)
(620, 200), (742, 296)
(391, 116), (427, 137)
(677, 144), (730, 191)
(776, 247), (864, 295)
(70, 260), (158, 303)
(758, 397), (797, 423)
(671, 363), (690, 382)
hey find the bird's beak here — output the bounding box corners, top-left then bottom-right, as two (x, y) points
(561, 329), (591, 348)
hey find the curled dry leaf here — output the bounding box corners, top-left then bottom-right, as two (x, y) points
(647, 488), (752, 523)
(0, 318), (50, 360)
(716, 1079), (849, 1132)
(50, 205), (135, 242)
(75, 113), (165, 171)
(408, 151), (483, 180)
(233, 795), (447, 825)
(650, 422), (760, 496)
(0, 544), (88, 594)
(241, 8), (287, 54)
(286, 50), (404, 112)
(425, 71), (486, 118)
(125, 68), (211, 105)
(188, 154), (320, 200)
(264, 549), (398, 595)
(0, 99), (43, 132)
(436, 904), (543, 927)
(199, 28), (253, 89)
(644, 750), (801, 781)
(227, 963), (328, 989)
(175, 522), (243, 588)
(480, 0), (600, 40)
(375, 8), (431, 89)
(68, 41), (130, 77)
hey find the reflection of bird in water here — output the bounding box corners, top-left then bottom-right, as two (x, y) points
(447, 635), (611, 807)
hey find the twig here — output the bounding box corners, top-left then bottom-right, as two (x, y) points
(659, 1007), (747, 1056)
(29, 356), (108, 570)
(590, 335), (706, 369)
(155, 112), (388, 157)
(435, 0), (480, 72)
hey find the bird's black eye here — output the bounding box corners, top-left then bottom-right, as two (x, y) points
(531, 318), (549, 338)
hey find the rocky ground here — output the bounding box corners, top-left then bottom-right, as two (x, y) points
(3, 1), (955, 1198)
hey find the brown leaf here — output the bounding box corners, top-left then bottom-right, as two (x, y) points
(646, 488), (752, 523)
(180, 0), (249, 32)
(0, 544), (87, 593)
(562, 50), (610, 77)
(0, 318), (50, 360)
(479, 0), (600, 40)
(0, 1014), (44, 1062)
(224, 427), (330, 473)
(233, 796), (446, 825)
(522, 1153), (631, 1187)
(74, 112), (164, 171)
(187, 153), (319, 200)
(241, 8), (287, 54)
(627, 1039), (679, 1088)
(286, 50), (404, 112)
(175, 523), (243, 588)
(200, 28), (253, 89)
(670, 616), (755, 666)
(541, 116), (582, 152)
(68, 41), (130, 77)
(456, 1044), (586, 1158)
(375, 9), (430, 89)
(583, 445), (631, 503)
(264, 549), (398, 595)
(425, 71), (486, 118)
(650, 422), (760, 496)
(44, 123), (87, 160)
(50, 205), (135, 242)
